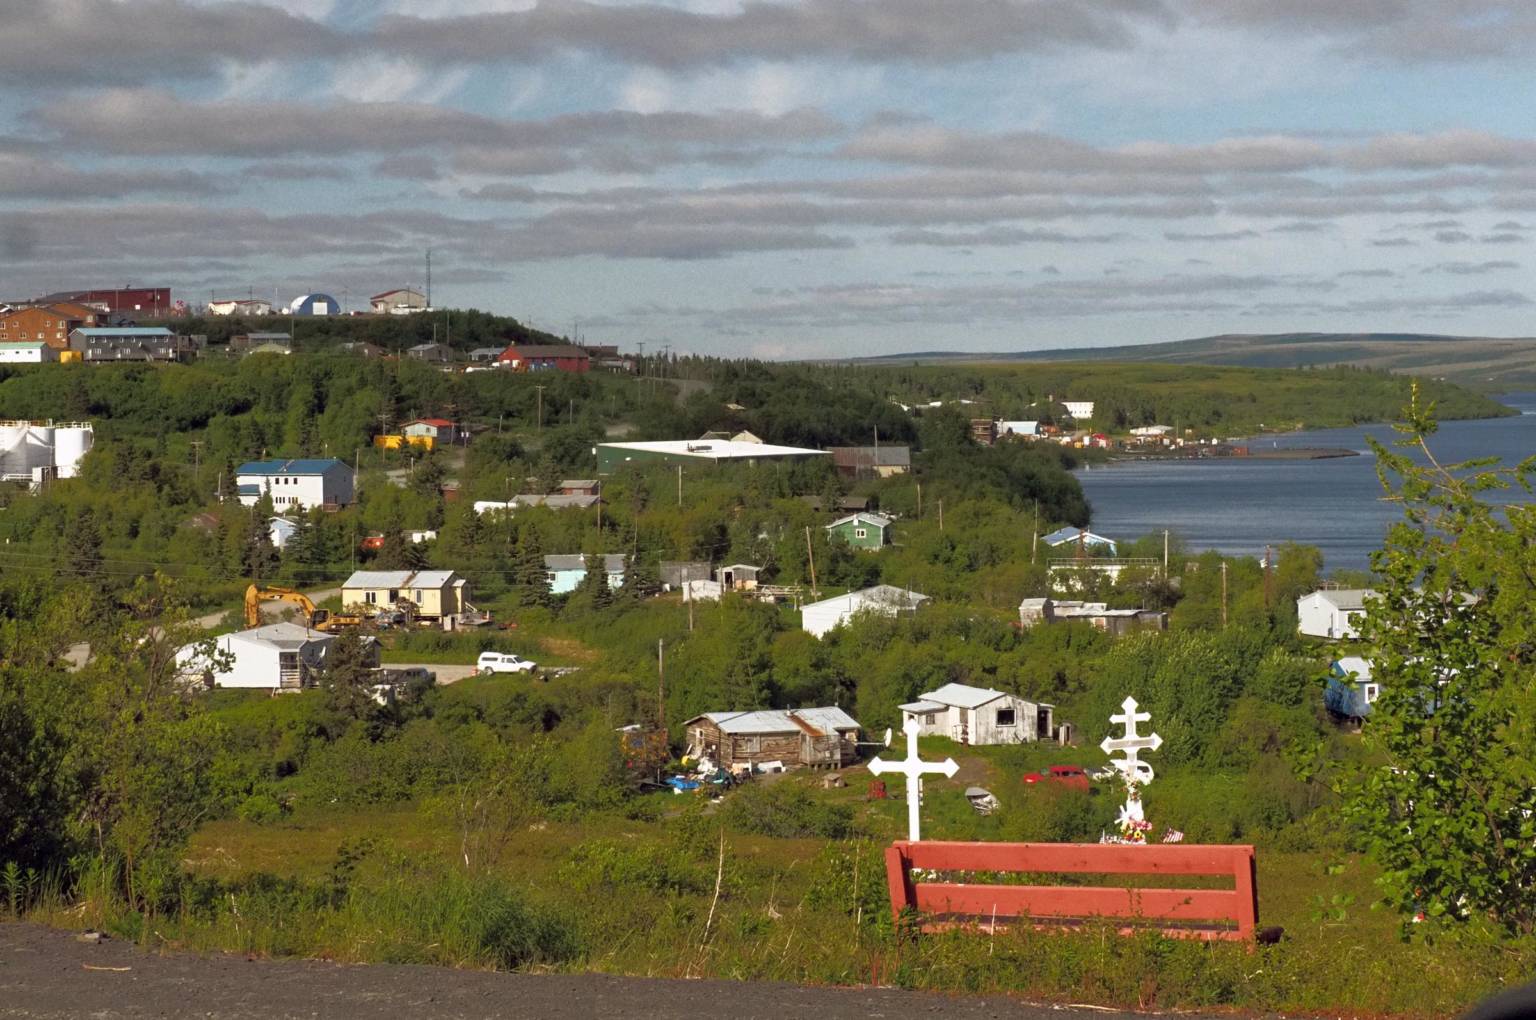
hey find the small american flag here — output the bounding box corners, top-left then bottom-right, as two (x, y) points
(1161, 828), (1185, 843)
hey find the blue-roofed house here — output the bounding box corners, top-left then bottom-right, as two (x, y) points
(235, 458), (354, 510)
(1042, 527), (1118, 555)
(68, 326), (203, 362)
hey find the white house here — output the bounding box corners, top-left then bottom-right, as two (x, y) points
(208, 298), (272, 316)
(1042, 527), (1118, 554)
(0, 341), (59, 364)
(370, 288), (428, 315)
(998, 420), (1038, 439)
(402, 418), (459, 444)
(899, 682), (1054, 745)
(800, 585), (930, 638)
(1297, 589), (1377, 639)
(177, 622), (365, 691)
(236, 458), (354, 510)
(268, 516), (299, 550)
(545, 554), (626, 595)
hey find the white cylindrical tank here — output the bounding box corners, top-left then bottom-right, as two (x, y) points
(0, 422), (29, 478)
(23, 425), (54, 473)
(53, 424), (93, 478)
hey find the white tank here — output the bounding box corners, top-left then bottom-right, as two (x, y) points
(0, 422), (30, 478)
(22, 425), (54, 473)
(53, 424), (92, 478)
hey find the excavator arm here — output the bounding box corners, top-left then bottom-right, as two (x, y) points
(243, 584), (321, 628)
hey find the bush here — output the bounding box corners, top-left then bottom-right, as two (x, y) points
(719, 780), (855, 839)
(235, 792), (284, 825)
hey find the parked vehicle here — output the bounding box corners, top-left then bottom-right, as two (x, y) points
(475, 651), (538, 675)
(1022, 765), (1091, 791)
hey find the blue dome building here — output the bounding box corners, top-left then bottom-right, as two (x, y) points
(288, 293), (340, 316)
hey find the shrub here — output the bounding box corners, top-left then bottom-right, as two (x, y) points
(719, 780), (855, 839)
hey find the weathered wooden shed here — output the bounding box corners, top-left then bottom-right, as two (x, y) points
(683, 707), (862, 770)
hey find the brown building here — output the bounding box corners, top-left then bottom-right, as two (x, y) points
(0, 306), (84, 349)
(683, 707), (861, 771)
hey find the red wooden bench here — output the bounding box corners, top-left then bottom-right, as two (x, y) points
(884, 840), (1259, 941)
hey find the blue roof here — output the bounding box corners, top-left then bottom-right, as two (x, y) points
(74, 327), (172, 337)
(236, 458), (345, 476)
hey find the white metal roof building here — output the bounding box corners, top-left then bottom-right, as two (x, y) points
(1297, 588), (1378, 640)
(596, 439), (825, 473)
(177, 622), (338, 691)
(801, 585), (930, 638)
(900, 682), (1054, 745)
(699, 707), (861, 735)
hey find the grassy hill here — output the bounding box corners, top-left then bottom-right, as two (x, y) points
(856, 333), (1536, 392)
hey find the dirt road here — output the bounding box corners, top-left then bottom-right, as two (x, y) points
(0, 923), (1154, 1020)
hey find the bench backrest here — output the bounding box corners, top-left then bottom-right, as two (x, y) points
(885, 840), (1258, 941)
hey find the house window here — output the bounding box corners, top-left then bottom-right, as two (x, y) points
(365, 591), (377, 604)
(924, 712), (937, 725)
(1363, 684), (1380, 703)
(996, 708), (1017, 727)
(854, 528), (867, 539)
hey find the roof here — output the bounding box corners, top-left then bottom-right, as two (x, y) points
(0, 342), (46, 350)
(1331, 656), (1374, 681)
(827, 512), (892, 530)
(407, 418), (455, 428)
(544, 553), (626, 572)
(371, 288), (424, 301)
(343, 569), (457, 589)
(1042, 527), (1117, 551)
(72, 327), (172, 337)
(498, 344), (590, 359)
(1304, 588), (1376, 611)
(236, 458), (346, 476)
(918, 682), (1014, 710)
(692, 707), (860, 736)
(828, 446), (912, 468)
(228, 622), (335, 651)
(802, 585), (930, 613)
(599, 440), (826, 461)
(513, 493), (601, 509)
(899, 700), (946, 713)
(243, 332), (291, 341)
(560, 479), (599, 488)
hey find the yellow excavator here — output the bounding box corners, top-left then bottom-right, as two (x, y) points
(243, 585), (366, 632)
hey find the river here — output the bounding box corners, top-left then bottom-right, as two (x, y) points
(1075, 392), (1536, 572)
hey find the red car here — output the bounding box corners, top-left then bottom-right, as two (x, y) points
(1022, 765), (1091, 792)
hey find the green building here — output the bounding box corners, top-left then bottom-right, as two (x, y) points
(825, 511), (891, 551)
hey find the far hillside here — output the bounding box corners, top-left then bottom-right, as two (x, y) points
(853, 332), (1536, 392)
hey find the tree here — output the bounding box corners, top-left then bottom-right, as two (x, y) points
(1343, 387), (1536, 934)
(238, 501), (279, 582)
(60, 508), (103, 581)
(512, 526), (552, 608)
(319, 629), (386, 737)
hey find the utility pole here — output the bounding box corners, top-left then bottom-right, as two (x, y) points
(1031, 502), (1040, 564)
(535, 385), (545, 432)
(804, 526), (819, 597)
(189, 440), (202, 479)
(938, 499), (944, 532)
(656, 639), (666, 729)
(1220, 561), (1229, 630)
(676, 464), (682, 506)
(916, 481), (922, 520)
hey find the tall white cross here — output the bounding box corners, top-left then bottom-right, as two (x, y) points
(1100, 696), (1162, 788)
(868, 717), (958, 842)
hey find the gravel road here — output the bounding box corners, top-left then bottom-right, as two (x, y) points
(0, 923), (1154, 1020)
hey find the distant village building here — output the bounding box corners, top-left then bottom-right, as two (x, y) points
(798, 494), (871, 514)
(341, 569), (470, 622)
(1297, 589), (1377, 640)
(39, 287), (171, 316)
(718, 563), (760, 591)
(1324, 656), (1379, 723)
(402, 418), (460, 444)
(900, 682), (1054, 745)
(177, 622), (371, 692)
(0, 306), (87, 349)
(337, 341), (384, 357)
(289, 293), (339, 316)
(231, 331), (293, 355)
(370, 288), (428, 315)
(683, 707), (862, 771)
(660, 561), (712, 590)
(828, 446), (911, 478)
(235, 458), (354, 510)
(468, 346), (504, 363)
(268, 516), (299, 550)
(1129, 425), (1173, 439)
(511, 493), (601, 509)
(970, 418), (998, 446)
(68, 327), (203, 363)
(801, 585), (929, 638)
(208, 298), (272, 316)
(1019, 597), (1167, 635)
(544, 554), (626, 594)
(496, 344), (591, 373)
(0, 341), (58, 364)
(825, 512), (891, 551)
(997, 420), (1038, 439)
(596, 439), (825, 474)
(406, 342), (454, 363)
(1042, 527), (1118, 555)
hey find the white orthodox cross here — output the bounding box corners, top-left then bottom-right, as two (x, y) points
(868, 717), (958, 842)
(1100, 696), (1162, 787)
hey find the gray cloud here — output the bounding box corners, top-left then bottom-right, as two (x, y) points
(1163, 229), (1260, 242)
(1435, 229), (1474, 243)
(0, 154), (223, 199)
(890, 227), (1127, 246)
(1423, 260), (1519, 275)
(1338, 269), (1397, 278)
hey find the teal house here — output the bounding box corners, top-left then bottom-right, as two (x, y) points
(825, 512), (891, 551)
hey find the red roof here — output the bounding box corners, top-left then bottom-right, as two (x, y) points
(410, 418), (455, 428)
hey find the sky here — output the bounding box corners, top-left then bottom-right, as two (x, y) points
(4, 0), (1536, 359)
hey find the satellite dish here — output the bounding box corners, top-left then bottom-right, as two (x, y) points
(883, 728), (893, 747)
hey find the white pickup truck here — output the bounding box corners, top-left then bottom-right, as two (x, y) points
(475, 651), (538, 675)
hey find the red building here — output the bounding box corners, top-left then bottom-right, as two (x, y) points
(38, 288), (173, 317)
(496, 343), (590, 373)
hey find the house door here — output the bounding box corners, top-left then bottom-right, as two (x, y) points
(722, 569), (734, 589)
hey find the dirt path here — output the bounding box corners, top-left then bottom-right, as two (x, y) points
(0, 922), (1160, 1020)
